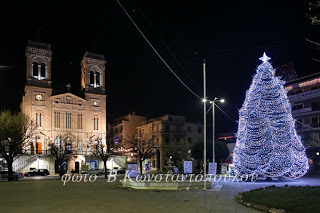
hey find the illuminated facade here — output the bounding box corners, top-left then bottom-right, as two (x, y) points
(15, 41), (125, 174)
(135, 115), (203, 171)
(285, 73), (320, 171)
(112, 113), (146, 144)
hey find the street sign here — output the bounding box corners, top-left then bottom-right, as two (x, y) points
(208, 162), (217, 175)
(184, 161), (192, 174)
(127, 164), (138, 177)
(174, 167), (179, 174)
(145, 163), (150, 171)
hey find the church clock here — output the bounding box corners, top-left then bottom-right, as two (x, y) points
(36, 94), (43, 101)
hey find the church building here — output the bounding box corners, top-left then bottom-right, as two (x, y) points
(15, 41), (125, 174)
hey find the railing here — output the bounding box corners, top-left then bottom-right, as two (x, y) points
(288, 88), (320, 101)
(72, 150), (94, 155)
(138, 118), (186, 126)
(84, 51), (105, 60)
(28, 40), (51, 50)
(312, 106), (320, 111)
(311, 123), (320, 128)
(292, 107), (312, 115)
(296, 124), (313, 132)
(112, 156), (126, 169)
(12, 154), (45, 172)
(161, 129), (186, 134)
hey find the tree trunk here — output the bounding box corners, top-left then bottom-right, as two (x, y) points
(139, 159), (143, 175)
(104, 159), (108, 179)
(58, 160), (64, 178)
(7, 159), (14, 181)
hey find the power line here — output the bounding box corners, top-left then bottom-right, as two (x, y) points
(296, 120), (319, 130)
(135, 5), (201, 93)
(117, 0), (237, 124)
(116, 0), (201, 99)
(206, 105), (212, 114)
(305, 37), (320, 46)
(215, 103), (237, 124)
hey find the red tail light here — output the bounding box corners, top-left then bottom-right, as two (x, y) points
(22, 173), (24, 176)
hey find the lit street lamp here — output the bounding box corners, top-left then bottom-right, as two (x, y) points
(203, 59), (207, 190)
(209, 98), (225, 163)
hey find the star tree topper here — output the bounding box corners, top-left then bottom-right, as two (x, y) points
(259, 52), (271, 63)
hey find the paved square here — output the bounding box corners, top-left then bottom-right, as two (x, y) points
(0, 176), (319, 213)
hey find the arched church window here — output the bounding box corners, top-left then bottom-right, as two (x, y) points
(36, 113), (43, 127)
(89, 71), (94, 85)
(96, 72), (100, 86)
(40, 63), (46, 78)
(32, 62), (38, 77)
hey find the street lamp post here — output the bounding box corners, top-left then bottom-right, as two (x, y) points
(202, 59), (207, 190)
(209, 98), (224, 164)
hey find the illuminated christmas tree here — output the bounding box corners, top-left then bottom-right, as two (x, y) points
(233, 53), (309, 180)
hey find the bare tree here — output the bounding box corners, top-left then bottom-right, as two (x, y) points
(127, 134), (157, 175)
(0, 111), (38, 181)
(48, 133), (74, 177)
(88, 134), (118, 178)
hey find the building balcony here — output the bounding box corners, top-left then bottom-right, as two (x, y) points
(312, 106), (320, 111)
(160, 130), (186, 135)
(311, 123), (320, 128)
(292, 107), (312, 115)
(296, 124), (314, 132)
(288, 88), (320, 101)
(23, 149), (94, 156)
(72, 150), (94, 156)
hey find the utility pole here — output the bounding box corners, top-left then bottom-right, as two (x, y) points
(212, 101), (215, 163)
(203, 59), (207, 190)
(210, 98), (224, 172)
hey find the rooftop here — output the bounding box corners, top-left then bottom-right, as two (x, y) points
(27, 40), (51, 50)
(84, 51), (105, 60)
(285, 72), (320, 86)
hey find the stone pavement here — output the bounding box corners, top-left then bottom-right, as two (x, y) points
(0, 176), (319, 213)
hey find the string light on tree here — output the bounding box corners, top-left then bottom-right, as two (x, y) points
(233, 53), (309, 180)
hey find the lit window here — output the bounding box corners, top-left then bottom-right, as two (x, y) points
(77, 114), (83, 129)
(66, 113), (72, 128)
(54, 112), (60, 128)
(36, 113), (43, 127)
(93, 118), (99, 130)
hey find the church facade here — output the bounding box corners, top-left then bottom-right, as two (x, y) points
(15, 41), (124, 174)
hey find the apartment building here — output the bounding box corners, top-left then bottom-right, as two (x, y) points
(285, 73), (320, 171)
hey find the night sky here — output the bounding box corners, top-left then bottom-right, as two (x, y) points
(0, 0), (318, 134)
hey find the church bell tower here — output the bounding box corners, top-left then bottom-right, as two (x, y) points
(80, 51), (106, 95)
(80, 51), (107, 138)
(25, 40), (52, 88)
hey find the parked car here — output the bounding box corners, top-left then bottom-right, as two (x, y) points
(0, 171), (24, 181)
(24, 169), (50, 176)
(81, 168), (111, 176)
(117, 169), (126, 174)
